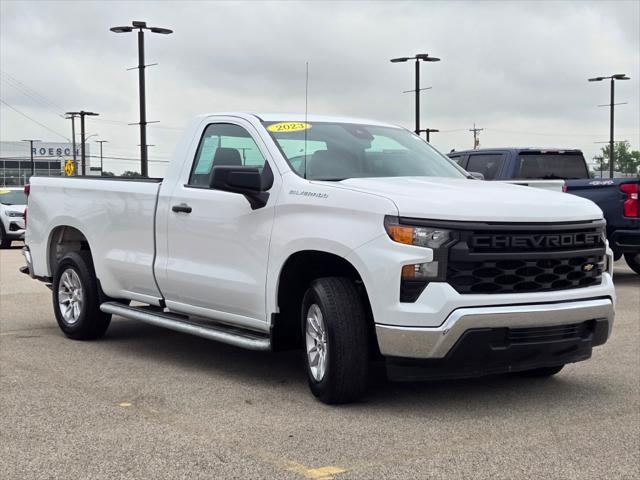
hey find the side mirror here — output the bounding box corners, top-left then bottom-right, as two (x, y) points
(209, 166), (269, 209)
(469, 171), (485, 180)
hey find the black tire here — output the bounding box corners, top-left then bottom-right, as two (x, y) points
(624, 252), (640, 275)
(301, 277), (369, 404)
(0, 224), (11, 249)
(52, 251), (111, 340)
(517, 365), (564, 378)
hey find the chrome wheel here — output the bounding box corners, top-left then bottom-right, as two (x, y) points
(57, 268), (84, 325)
(305, 303), (328, 382)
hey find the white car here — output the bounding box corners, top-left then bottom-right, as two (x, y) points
(22, 113), (615, 404)
(0, 187), (27, 248)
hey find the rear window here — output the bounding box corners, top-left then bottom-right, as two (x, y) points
(515, 153), (589, 180)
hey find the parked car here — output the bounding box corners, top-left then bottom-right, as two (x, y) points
(0, 187), (27, 248)
(22, 115), (615, 403)
(448, 148), (639, 273)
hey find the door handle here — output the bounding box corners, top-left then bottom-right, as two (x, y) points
(172, 203), (192, 214)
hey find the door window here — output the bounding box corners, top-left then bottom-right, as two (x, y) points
(189, 123), (267, 186)
(466, 154), (504, 180)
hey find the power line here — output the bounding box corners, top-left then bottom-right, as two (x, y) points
(0, 99), (70, 140)
(0, 70), (66, 116)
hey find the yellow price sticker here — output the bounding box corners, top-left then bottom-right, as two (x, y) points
(64, 160), (75, 176)
(267, 122), (311, 133)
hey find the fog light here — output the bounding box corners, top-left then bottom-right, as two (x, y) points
(402, 262), (439, 280)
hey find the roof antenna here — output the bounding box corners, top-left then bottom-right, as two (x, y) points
(303, 61), (309, 179)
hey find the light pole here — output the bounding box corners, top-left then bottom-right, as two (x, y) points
(419, 128), (439, 142)
(21, 139), (41, 178)
(66, 111), (99, 175)
(588, 73), (630, 178)
(110, 21), (173, 177)
(95, 140), (108, 175)
(391, 53), (440, 134)
(65, 113), (78, 174)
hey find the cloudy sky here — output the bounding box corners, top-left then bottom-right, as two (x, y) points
(1, 0), (638, 176)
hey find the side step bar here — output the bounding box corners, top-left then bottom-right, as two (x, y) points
(100, 302), (271, 351)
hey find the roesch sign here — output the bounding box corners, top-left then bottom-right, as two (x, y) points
(32, 146), (81, 157)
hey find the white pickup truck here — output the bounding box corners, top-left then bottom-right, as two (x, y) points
(22, 113), (615, 404)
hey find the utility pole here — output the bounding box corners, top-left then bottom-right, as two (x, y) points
(21, 139), (41, 178)
(95, 140), (108, 175)
(469, 123), (484, 150)
(111, 21), (173, 177)
(65, 113), (79, 175)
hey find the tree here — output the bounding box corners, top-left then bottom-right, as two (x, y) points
(600, 141), (640, 176)
(101, 171), (115, 177)
(121, 170), (141, 177)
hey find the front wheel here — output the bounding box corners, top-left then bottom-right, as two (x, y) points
(624, 252), (640, 275)
(302, 277), (369, 404)
(52, 251), (111, 340)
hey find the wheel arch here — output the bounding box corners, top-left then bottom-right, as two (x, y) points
(271, 249), (376, 352)
(47, 225), (93, 276)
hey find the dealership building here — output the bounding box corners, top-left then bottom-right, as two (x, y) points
(0, 141), (96, 186)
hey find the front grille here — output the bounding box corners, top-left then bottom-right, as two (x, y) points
(507, 321), (594, 344)
(448, 255), (603, 294)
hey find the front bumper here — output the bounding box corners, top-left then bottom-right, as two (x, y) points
(4, 220), (25, 239)
(376, 297), (614, 359)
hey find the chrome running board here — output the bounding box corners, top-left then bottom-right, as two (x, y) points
(100, 302), (271, 351)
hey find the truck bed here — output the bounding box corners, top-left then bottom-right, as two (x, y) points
(26, 176), (164, 303)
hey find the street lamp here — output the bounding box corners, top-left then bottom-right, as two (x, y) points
(21, 139), (41, 178)
(95, 140), (108, 175)
(588, 73), (631, 178)
(391, 53), (440, 134)
(110, 21), (173, 177)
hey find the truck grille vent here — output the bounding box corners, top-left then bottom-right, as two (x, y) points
(507, 321), (593, 344)
(447, 255), (603, 294)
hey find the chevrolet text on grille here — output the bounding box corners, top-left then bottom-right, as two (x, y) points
(471, 232), (603, 249)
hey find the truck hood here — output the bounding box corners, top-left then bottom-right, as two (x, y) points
(336, 177), (603, 222)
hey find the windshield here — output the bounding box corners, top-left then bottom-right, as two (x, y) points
(263, 121), (466, 180)
(0, 189), (27, 206)
(515, 153), (589, 180)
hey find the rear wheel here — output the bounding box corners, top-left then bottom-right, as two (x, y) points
(52, 251), (111, 340)
(624, 252), (640, 275)
(302, 277), (369, 404)
(517, 365), (564, 377)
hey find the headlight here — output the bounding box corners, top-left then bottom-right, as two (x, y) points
(5, 210), (24, 217)
(385, 216), (455, 302)
(384, 218), (451, 248)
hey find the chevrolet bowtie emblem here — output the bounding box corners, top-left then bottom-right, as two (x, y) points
(582, 263), (595, 272)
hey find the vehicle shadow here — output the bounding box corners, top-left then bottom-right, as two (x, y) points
(102, 317), (614, 413)
(612, 270), (639, 286)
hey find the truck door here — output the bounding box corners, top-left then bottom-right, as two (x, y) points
(157, 121), (278, 331)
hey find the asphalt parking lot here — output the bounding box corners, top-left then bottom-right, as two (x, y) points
(1, 245), (638, 479)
